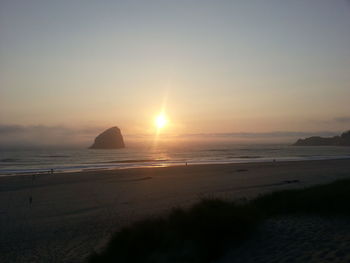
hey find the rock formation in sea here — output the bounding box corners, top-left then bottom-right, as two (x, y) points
(294, 130), (350, 146)
(89, 127), (125, 149)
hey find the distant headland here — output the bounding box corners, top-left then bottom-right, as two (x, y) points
(294, 130), (350, 146)
(89, 126), (125, 149)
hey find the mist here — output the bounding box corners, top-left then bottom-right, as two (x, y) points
(0, 124), (340, 149)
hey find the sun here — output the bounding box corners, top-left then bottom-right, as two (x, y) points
(155, 114), (168, 129)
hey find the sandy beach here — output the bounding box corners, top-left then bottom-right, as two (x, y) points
(1, 158), (350, 262)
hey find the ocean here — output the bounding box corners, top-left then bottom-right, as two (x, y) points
(1, 142), (350, 176)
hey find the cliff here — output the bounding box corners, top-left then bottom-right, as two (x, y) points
(294, 130), (350, 146)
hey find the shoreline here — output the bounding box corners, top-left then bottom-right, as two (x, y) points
(1, 155), (350, 178)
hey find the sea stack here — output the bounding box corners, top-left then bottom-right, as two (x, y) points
(89, 127), (125, 149)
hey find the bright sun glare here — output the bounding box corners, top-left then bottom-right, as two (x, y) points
(155, 114), (168, 129)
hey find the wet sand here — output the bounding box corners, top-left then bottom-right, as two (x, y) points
(1, 159), (350, 262)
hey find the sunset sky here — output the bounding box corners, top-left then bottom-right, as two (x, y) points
(1, 0), (350, 139)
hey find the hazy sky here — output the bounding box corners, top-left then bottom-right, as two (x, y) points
(1, 0), (350, 136)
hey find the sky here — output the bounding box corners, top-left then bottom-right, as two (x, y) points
(1, 0), (350, 144)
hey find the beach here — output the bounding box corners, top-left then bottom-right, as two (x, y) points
(1, 158), (350, 262)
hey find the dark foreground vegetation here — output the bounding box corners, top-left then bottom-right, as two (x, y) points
(89, 179), (350, 263)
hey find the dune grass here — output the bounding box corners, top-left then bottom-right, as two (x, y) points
(253, 179), (350, 216)
(88, 179), (350, 263)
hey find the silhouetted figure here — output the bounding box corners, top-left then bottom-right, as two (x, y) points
(29, 196), (32, 206)
(185, 162), (188, 166)
(50, 169), (54, 174)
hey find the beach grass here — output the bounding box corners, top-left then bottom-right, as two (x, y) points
(88, 178), (350, 263)
(254, 178), (350, 216)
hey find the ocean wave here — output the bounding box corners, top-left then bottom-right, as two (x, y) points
(43, 155), (71, 158)
(103, 159), (169, 164)
(0, 158), (19, 162)
(226, 155), (262, 159)
(238, 148), (281, 151)
(205, 149), (232, 152)
(238, 156), (262, 159)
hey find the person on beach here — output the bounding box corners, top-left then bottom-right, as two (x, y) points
(50, 169), (54, 174)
